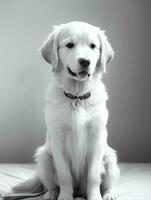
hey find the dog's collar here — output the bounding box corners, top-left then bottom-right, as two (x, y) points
(64, 91), (91, 100)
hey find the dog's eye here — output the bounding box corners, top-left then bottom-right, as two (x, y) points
(66, 42), (75, 49)
(90, 43), (96, 49)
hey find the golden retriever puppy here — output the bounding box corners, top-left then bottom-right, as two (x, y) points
(13, 21), (120, 200)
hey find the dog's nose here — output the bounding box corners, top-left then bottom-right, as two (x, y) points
(78, 58), (90, 68)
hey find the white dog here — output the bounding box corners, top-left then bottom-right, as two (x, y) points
(13, 21), (120, 200)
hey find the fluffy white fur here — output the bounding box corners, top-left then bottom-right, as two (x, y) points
(12, 21), (120, 200)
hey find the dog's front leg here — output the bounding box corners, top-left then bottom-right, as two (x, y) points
(87, 127), (107, 200)
(51, 131), (73, 200)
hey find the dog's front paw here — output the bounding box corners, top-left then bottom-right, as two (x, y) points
(74, 198), (86, 200)
(88, 193), (103, 200)
(58, 191), (73, 200)
(92, 197), (103, 200)
(58, 195), (73, 200)
(44, 190), (59, 200)
(88, 188), (103, 200)
(103, 192), (116, 200)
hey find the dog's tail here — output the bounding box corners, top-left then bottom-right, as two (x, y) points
(12, 175), (45, 193)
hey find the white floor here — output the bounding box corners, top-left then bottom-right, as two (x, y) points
(0, 163), (151, 200)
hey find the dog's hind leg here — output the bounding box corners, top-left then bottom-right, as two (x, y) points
(102, 146), (120, 200)
(35, 146), (59, 200)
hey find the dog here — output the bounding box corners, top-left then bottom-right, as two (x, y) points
(12, 21), (120, 200)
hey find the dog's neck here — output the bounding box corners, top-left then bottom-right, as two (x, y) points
(61, 78), (94, 96)
(46, 72), (108, 104)
(64, 90), (91, 100)
(55, 71), (101, 96)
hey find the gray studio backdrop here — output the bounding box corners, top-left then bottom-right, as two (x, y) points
(0, 0), (150, 163)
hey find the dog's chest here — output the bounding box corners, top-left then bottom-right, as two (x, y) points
(65, 105), (89, 182)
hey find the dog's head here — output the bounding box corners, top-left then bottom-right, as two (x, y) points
(41, 21), (114, 81)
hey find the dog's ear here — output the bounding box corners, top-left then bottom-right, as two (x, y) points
(40, 25), (64, 72)
(97, 30), (115, 73)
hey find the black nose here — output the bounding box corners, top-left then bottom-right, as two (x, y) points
(78, 58), (90, 68)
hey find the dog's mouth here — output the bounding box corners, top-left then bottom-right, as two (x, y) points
(67, 67), (77, 77)
(67, 66), (90, 80)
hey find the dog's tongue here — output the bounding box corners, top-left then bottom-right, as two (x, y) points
(77, 71), (88, 79)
